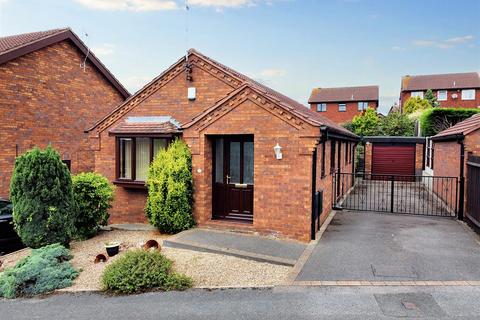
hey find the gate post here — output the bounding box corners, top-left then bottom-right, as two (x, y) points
(390, 175), (394, 213)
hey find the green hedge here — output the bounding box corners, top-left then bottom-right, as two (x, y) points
(72, 172), (115, 240)
(420, 108), (480, 136)
(0, 244), (78, 298)
(101, 250), (192, 294)
(10, 146), (75, 248)
(145, 139), (195, 234)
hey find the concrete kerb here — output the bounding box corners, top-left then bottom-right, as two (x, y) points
(284, 210), (338, 285)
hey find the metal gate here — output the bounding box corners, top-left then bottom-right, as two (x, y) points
(466, 155), (480, 226)
(333, 172), (458, 217)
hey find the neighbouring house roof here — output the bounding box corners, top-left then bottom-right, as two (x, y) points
(432, 113), (480, 141)
(401, 72), (480, 92)
(0, 28), (130, 98)
(308, 86), (379, 103)
(88, 48), (358, 139)
(109, 116), (181, 135)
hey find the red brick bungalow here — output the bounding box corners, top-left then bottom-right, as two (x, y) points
(429, 113), (480, 224)
(400, 72), (480, 109)
(0, 28), (129, 198)
(87, 49), (358, 242)
(308, 85), (379, 124)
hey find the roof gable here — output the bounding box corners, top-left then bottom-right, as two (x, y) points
(402, 72), (480, 91)
(309, 85), (379, 103)
(0, 28), (129, 98)
(88, 49), (357, 139)
(433, 113), (480, 139)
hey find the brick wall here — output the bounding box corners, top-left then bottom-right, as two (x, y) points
(401, 89), (480, 109)
(309, 101), (378, 124)
(0, 40), (125, 198)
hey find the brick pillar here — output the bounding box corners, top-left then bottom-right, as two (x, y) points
(365, 142), (372, 174)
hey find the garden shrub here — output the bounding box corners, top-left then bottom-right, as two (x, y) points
(9, 146), (75, 248)
(420, 108), (480, 136)
(145, 139), (195, 234)
(72, 172), (115, 240)
(0, 244), (78, 298)
(101, 250), (192, 294)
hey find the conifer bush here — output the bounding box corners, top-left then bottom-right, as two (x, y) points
(72, 172), (115, 239)
(9, 146), (75, 248)
(145, 139), (195, 234)
(0, 244), (78, 298)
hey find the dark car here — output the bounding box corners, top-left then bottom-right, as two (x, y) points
(0, 199), (24, 255)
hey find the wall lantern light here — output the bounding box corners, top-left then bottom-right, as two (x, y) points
(273, 143), (282, 160)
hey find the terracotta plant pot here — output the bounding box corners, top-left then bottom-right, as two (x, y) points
(105, 242), (120, 257)
(94, 253), (108, 263)
(143, 239), (161, 251)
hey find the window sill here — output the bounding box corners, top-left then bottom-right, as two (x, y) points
(113, 180), (147, 189)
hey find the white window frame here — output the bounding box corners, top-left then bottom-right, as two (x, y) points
(437, 90), (447, 101)
(461, 89), (475, 101)
(411, 91), (424, 99)
(338, 103), (346, 112)
(358, 102), (368, 111)
(317, 103), (327, 112)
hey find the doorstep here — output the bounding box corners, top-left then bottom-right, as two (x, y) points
(164, 228), (307, 266)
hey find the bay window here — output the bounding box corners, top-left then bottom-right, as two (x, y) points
(116, 137), (170, 185)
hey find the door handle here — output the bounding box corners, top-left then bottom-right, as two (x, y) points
(226, 175), (231, 184)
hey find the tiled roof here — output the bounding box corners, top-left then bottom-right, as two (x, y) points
(433, 113), (480, 139)
(188, 49), (357, 138)
(110, 116), (181, 135)
(402, 72), (480, 91)
(0, 28), (67, 54)
(0, 28), (129, 98)
(308, 85), (379, 103)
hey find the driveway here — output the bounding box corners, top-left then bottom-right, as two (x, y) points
(296, 211), (480, 281)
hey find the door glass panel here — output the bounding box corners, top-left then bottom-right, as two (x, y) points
(243, 141), (254, 184)
(215, 138), (224, 183)
(229, 141), (241, 184)
(153, 138), (167, 159)
(135, 138), (150, 181)
(119, 138), (132, 179)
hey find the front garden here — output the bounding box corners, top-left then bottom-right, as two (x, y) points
(0, 141), (289, 298)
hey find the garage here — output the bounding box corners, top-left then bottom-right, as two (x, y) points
(372, 144), (415, 176)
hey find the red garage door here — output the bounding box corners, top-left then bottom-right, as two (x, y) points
(372, 144), (415, 177)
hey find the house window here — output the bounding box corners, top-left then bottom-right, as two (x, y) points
(117, 137), (169, 182)
(338, 103), (346, 112)
(317, 103), (327, 112)
(358, 102), (368, 111)
(411, 91), (424, 99)
(461, 89), (475, 100)
(426, 138), (434, 169)
(437, 90), (447, 101)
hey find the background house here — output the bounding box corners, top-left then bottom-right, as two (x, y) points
(0, 28), (129, 199)
(87, 49), (358, 242)
(400, 72), (480, 109)
(308, 86), (379, 124)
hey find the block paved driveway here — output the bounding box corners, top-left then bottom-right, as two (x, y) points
(296, 211), (480, 282)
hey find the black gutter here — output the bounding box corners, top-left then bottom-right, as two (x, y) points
(431, 133), (464, 142)
(311, 146), (318, 240)
(320, 125), (359, 142)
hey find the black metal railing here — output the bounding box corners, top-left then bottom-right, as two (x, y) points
(466, 155), (480, 226)
(333, 172), (458, 217)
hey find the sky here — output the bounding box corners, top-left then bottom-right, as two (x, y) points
(0, 0), (479, 114)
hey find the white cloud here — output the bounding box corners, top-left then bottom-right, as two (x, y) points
(413, 35), (475, 49)
(187, 0), (277, 8)
(91, 43), (115, 56)
(391, 46), (406, 51)
(121, 75), (154, 93)
(74, 0), (178, 11)
(259, 68), (287, 77)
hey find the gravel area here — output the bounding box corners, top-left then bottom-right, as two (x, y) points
(0, 230), (291, 291)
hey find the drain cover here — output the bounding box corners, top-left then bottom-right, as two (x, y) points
(371, 264), (418, 279)
(374, 293), (446, 318)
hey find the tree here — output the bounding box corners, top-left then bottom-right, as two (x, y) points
(9, 146), (75, 248)
(403, 96), (431, 114)
(380, 111), (415, 136)
(145, 139), (195, 234)
(350, 108), (381, 136)
(424, 89), (439, 108)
